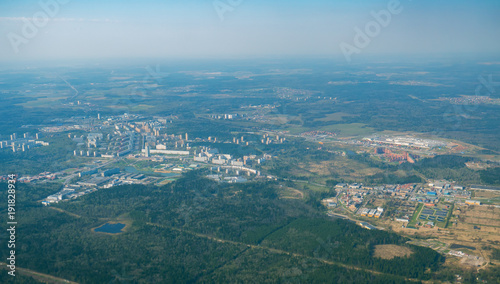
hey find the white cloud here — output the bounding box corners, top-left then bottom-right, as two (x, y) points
(0, 17), (119, 23)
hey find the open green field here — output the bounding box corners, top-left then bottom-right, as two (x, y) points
(315, 112), (357, 122)
(320, 123), (375, 137)
(408, 203), (424, 227)
(19, 96), (69, 108)
(284, 123), (374, 137)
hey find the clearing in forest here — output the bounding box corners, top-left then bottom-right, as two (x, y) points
(373, 244), (414, 260)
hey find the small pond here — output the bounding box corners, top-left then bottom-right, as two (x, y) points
(94, 223), (126, 234)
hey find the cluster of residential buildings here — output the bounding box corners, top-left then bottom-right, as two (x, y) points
(2, 172), (57, 183)
(65, 113), (271, 181)
(72, 131), (135, 158)
(260, 133), (285, 145)
(359, 207), (384, 218)
(208, 114), (239, 120)
(331, 180), (481, 225)
(335, 183), (369, 211)
(274, 87), (318, 100)
(192, 146), (266, 178)
(26, 113), (275, 203)
(300, 131), (337, 140)
(0, 132), (49, 153)
(441, 95), (500, 105)
(424, 181), (472, 203)
(368, 181), (471, 205)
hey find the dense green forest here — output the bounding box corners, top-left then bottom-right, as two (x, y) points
(0, 272), (41, 283)
(346, 153), (495, 185)
(479, 167), (500, 185)
(268, 148), (490, 185)
(0, 172), (449, 283)
(262, 218), (443, 279)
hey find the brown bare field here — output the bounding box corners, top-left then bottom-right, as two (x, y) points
(280, 187), (304, 199)
(460, 255), (486, 267)
(455, 221), (500, 236)
(464, 217), (500, 227)
(473, 190), (500, 199)
(448, 142), (469, 153)
(448, 205), (500, 244)
(307, 162), (332, 176)
(458, 206), (500, 227)
(373, 244), (413, 259)
(370, 199), (385, 207)
(379, 205), (500, 265)
(397, 204), (500, 252)
(290, 165), (314, 177)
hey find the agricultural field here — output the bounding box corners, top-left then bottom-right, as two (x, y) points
(314, 112), (357, 122)
(471, 189), (500, 205)
(321, 123), (375, 137)
(453, 204), (500, 233)
(393, 202), (500, 268)
(305, 158), (383, 180)
(278, 186), (305, 200)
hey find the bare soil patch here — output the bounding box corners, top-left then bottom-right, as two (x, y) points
(474, 190), (500, 199)
(373, 244), (413, 259)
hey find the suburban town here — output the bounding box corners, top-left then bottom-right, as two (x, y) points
(2, 111), (499, 280)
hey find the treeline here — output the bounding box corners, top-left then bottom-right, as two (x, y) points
(413, 155), (474, 169)
(350, 153), (483, 185)
(479, 167), (500, 185)
(491, 247), (500, 261)
(205, 248), (412, 284)
(0, 172), (444, 282)
(0, 271), (42, 283)
(261, 218), (444, 280)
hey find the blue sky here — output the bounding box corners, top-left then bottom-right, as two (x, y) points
(0, 0), (499, 61)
